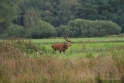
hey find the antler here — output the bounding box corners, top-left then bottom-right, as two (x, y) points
(64, 34), (71, 42)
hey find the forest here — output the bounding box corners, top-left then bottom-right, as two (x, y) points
(0, 0), (124, 38)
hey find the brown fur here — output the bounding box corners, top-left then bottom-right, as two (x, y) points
(52, 42), (72, 53)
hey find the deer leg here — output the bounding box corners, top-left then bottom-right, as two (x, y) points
(63, 50), (66, 54)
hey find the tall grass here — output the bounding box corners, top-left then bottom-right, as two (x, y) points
(0, 38), (124, 83)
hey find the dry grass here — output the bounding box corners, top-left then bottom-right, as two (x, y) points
(0, 39), (124, 83)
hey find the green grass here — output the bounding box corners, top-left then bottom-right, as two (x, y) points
(31, 37), (124, 57)
(31, 36), (124, 43)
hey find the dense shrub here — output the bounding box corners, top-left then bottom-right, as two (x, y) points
(56, 25), (70, 37)
(57, 19), (121, 37)
(6, 24), (25, 37)
(89, 20), (121, 36)
(0, 38), (41, 56)
(27, 20), (57, 38)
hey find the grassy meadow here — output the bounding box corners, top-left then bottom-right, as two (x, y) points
(32, 37), (124, 57)
(0, 36), (124, 83)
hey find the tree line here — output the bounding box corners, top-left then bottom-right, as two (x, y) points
(0, 0), (124, 38)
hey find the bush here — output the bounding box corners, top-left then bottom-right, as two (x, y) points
(57, 19), (121, 37)
(0, 38), (41, 56)
(6, 24), (25, 38)
(90, 20), (121, 36)
(27, 20), (57, 38)
(56, 25), (70, 37)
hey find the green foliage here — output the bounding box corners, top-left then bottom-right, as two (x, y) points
(6, 24), (25, 38)
(76, 0), (124, 32)
(56, 25), (70, 37)
(56, 0), (78, 26)
(65, 19), (121, 37)
(87, 20), (121, 36)
(86, 52), (94, 58)
(1, 0), (124, 38)
(0, 38), (42, 57)
(24, 7), (41, 28)
(39, 46), (48, 53)
(0, 0), (18, 23)
(19, 0), (78, 27)
(0, 0), (18, 32)
(27, 20), (57, 38)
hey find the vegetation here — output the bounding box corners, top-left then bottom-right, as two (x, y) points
(0, 0), (124, 38)
(57, 19), (121, 37)
(1, 0), (124, 82)
(0, 37), (124, 83)
(26, 20), (57, 38)
(0, 0), (18, 34)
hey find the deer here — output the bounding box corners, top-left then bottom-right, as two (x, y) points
(51, 34), (72, 53)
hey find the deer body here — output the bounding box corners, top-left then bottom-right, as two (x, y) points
(52, 42), (71, 53)
(52, 35), (72, 53)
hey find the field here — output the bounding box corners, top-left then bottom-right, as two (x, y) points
(0, 37), (124, 83)
(32, 37), (124, 57)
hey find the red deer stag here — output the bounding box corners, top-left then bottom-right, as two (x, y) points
(51, 35), (72, 53)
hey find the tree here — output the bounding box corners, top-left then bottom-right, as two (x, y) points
(76, 0), (124, 33)
(0, 0), (18, 34)
(56, 0), (78, 26)
(23, 7), (41, 28)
